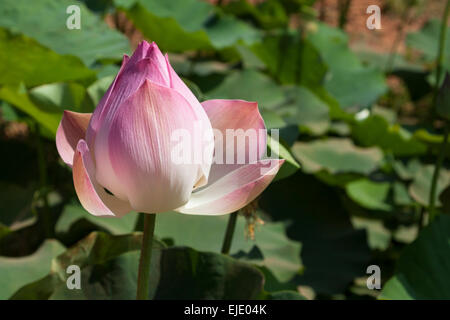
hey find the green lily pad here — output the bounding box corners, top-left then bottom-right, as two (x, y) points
(56, 204), (138, 236)
(222, 0), (288, 30)
(352, 115), (427, 156)
(0, 101), (19, 122)
(86, 75), (115, 107)
(278, 86), (330, 135)
(393, 158), (422, 181)
(115, 0), (260, 52)
(266, 134), (300, 181)
(306, 23), (387, 110)
(259, 171), (371, 294)
(0, 240), (65, 299)
(0, 84), (62, 135)
(155, 212), (302, 283)
(393, 182), (414, 206)
(345, 179), (392, 211)
(206, 69), (285, 110)
(0, 182), (35, 227)
(29, 82), (94, 114)
(0, 0), (130, 66)
(408, 165), (450, 207)
(250, 32), (327, 87)
(380, 215), (450, 299)
(12, 232), (264, 300)
(291, 138), (384, 175)
(351, 216), (391, 250)
(0, 28), (95, 87)
(406, 19), (450, 66)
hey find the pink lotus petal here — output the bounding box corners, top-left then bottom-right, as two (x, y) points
(165, 54), (214, 187)
(56, 111), (91, 167)
(86, 54), (129, 149)
(87, 42), (170, 149)
(201, 99), (267, 185)
(73, 140), (132, 217)
(176, 159), (284, 215)
(95, 80), (205, 213)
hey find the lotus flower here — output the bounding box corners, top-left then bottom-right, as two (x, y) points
(56, 41), (283, 217)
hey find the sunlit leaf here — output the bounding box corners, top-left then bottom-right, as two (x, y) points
(278, 86), (330, 135)
(291, 138), (384, 175)
(306, 23), (387, 111)
(346, 179), (392, 211)
(267, 134), (300, 181)
(206, 69), (285, 110)
(29, 82), (94, 113)
(56, 204), (138, 235)
(0, 84), (61, 135)
(0, 28), (95, 87)
(0, 240), (65, 299)
(0, 0), (130, 66)
(115, 0), (260, 52)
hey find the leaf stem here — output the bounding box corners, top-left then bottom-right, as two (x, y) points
(432, 0), (450, 110)
(34, 123), (52, 238)
(221, 211), (238, 254)
(428, 124), (449, 221)
(136, 213), (156, 300)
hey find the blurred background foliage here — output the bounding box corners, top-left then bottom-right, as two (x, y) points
(0, 0), (450, 300)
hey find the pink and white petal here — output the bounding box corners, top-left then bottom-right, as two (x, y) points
(176, 159), (284, 215)
(73, 140), (133, 217)
(165, 54), (214, 187)
(122, 42), (170, 88)
(56, 111), (91, 167)
(86, 42), (170, 149)
(127, 40), (151, 64)
(95, 80), (204, 213)
(201, 99), (267, 185)
(86, 54), (129, 149)
(127, 41), (168, 77)
(144, 42), (170, 80)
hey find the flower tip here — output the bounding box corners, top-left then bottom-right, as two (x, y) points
(137, 40), (151, 48)
(76, 139), (89, 155)
(249, 100), (259, 110)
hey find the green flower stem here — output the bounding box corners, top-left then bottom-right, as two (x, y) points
(428, 2), (450, 222)
(432, 0), (450, 109)
(34, 123), (52, 238)
(221, 211), (238, 255)
(136, 213), (156, 300)
(428, 124), (449, 222)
